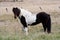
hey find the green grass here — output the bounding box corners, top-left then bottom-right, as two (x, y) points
(0, 32), (60, 40)
(0, 14), (60, 40)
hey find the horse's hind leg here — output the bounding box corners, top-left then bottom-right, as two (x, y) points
(42, 23), (47, 32)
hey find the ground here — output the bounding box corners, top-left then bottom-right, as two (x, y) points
(0, 1), (60, 40)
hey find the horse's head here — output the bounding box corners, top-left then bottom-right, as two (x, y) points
(12, 7), (21, 19)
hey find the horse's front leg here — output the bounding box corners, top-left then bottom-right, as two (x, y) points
(19, 16), (29, 35)
(23, 26), (28, 35)
(21, 22), (29, 35)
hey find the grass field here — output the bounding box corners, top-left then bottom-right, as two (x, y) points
(0, 1), (60, 40)
(0, 12), (60, 40)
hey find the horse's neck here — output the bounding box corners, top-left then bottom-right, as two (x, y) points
(20, 9), (32, 17)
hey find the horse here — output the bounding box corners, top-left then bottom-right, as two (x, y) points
(12, 7), (51, 35)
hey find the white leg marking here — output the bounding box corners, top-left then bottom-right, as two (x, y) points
(24, 27), (28, 35)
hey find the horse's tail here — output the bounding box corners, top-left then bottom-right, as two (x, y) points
(47, 15), (51, 33)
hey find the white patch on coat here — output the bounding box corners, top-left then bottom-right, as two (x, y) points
(24, 27), (28, 35)
(19, 8), (36, 25)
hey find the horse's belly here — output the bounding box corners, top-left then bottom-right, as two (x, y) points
(26, 15), (36, 25)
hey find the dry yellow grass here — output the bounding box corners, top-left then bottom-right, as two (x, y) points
(0, 1), (60, 40)
(0, 10), (60, 40)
